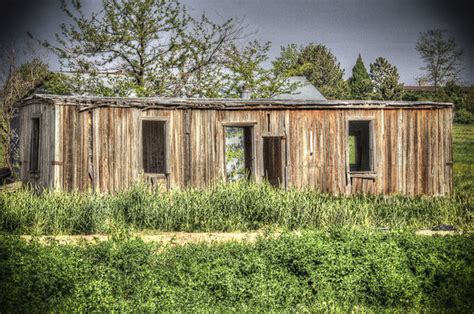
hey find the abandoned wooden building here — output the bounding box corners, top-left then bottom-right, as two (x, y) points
(18, 93), (453, 195)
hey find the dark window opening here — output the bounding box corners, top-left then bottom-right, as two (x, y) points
(348, 120), (373, 172)
(263, 136), (283, 186)
(225, 126), (254, 181)
(142, 120), (167, 174)
(29, 117), (40, 173)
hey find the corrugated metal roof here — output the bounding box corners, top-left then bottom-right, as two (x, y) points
(273, 76), (327, 100)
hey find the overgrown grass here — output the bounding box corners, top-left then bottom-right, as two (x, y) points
(0, 180), (471, 234)
(453, 123), (474, 199)
(0, 230), (472, 312)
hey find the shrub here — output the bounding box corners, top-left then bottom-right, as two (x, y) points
(0, 231), (472, 312)
(454, 108), (474, 124)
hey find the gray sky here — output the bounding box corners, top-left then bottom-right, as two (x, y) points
(1, 0), (473, 85)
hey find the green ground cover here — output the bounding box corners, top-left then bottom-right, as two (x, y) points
(453, 124), (474, 199)
(0, 231), (472, 312)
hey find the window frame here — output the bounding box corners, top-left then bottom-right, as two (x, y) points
(222, 122), (257, 182)
(139, 116), (170, 177)
(29, 115), (41, 174)
(346, 117), (376, 177)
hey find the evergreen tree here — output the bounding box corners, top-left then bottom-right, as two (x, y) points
(369, 57), (403, 100)
(349, 54), (372, 99)
(273, 43), (349, 99)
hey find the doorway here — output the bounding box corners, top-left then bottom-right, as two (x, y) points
(263, 136), (283, 186)
(224, 126), (254, 181)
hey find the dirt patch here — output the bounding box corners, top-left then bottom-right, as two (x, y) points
(415, 230), (461, 236)
(0, 181), (21, 192)
(20, 229), (464, 246)
(21, 231), (265, 245)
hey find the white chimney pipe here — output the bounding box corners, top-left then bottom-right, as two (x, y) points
(240, 85), (251, 99)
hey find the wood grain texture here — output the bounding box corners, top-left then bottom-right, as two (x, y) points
(19, 98), (454, 195)
(18, 102), (55, 188)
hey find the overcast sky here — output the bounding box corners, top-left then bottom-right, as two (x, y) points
(1, 0), (473, 85)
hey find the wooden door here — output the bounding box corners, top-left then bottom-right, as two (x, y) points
(263, 136), (283, 186)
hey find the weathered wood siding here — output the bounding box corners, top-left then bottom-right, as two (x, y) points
(54, 105), (142, 192)
(288, 108), (453, 195)
(18, 102), (55, 188)
(20, 100), (453, 195)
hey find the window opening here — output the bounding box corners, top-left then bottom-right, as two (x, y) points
(348, 120), (373, 171)
(29, 117), (40, 173)
(142, 120), (167, 174)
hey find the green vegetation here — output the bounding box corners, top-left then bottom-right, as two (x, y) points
(36, 0), (296, 98)
(225, 127), (246, 181)
(273, 43), (350, 99)
(0, 180), (471, 235)
(453, 124), (474, 199)
(0, 231), (472, 312)
(369, 57), (404, 100)
(402, 84), (474, 124)
(349, 54), (372, 99)
(349, 135), (357, 165)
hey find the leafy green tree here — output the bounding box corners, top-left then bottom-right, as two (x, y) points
(273, 43), (349, 99)
(272, 44), (301, 77)
(369, 57), (403, 100)
(34, 0), (245, 97)
(224, 41), (298, 98)
(416, 30), (463, 90)
(44, 71), (140, 97)
(349, 54), (372, 99)
(441, 80), (473, 123)
(0, 46), (49, 173)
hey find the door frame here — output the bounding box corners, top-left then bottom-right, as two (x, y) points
(222, 122), (257, 182)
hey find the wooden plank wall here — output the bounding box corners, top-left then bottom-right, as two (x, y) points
(215, 110), (288, 186)
(288, 108), (453, 195)
(18, 102), (55, 188)
(141, 109), (181, 188)
(53, 106), (181, 192)
(27, 101), (452, 195)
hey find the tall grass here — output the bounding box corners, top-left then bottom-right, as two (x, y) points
(453, 124), (474, 200)
(0, 180), (471, 235)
